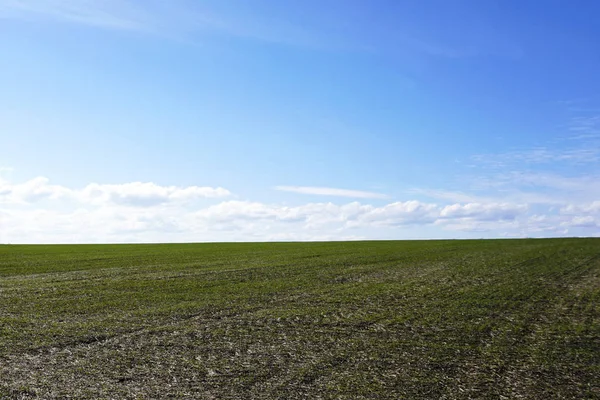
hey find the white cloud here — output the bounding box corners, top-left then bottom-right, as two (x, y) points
(275, 186), (387, 199)
(561, 201), (600, 215)
(80, 182), (230, 206)
(351, 201), (438, 227)
(433, 203), (530, 234)
(563, 216), (598, 228)
(2, 175), (599, 244)
(194, 201), (374, 231)
(195, 200), (437, 229)
(439, 202), (527, 221)
(0, 177), (230, 206)
(559, 202), (600, 230)
(196, 201), (304, 222)
(0, 176), (71, 204)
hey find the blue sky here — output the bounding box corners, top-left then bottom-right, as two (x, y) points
(1, 0), (600, 243)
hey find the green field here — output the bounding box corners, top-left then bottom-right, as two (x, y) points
(1, 239), (599, 399)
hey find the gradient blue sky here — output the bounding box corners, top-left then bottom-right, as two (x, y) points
(1, 0), (600, 243)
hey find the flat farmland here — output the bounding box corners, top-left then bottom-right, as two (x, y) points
(1, 239), (599, 399)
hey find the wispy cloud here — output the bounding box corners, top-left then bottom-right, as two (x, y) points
(417, 108), (600, 212)
(275, 186), (388, 199)
(565, 115), (600, 140)
(0, 0), (155, 31)
(410, 171), (597, 207)
(0, 0), (518, 59)
(472, 110), (600, 167)
(435, 171), (600, 207)
(0, 0), (351, 49)
(472, 146), (600, 167)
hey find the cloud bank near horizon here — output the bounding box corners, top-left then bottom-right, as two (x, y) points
(1, 174), (597, 244)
